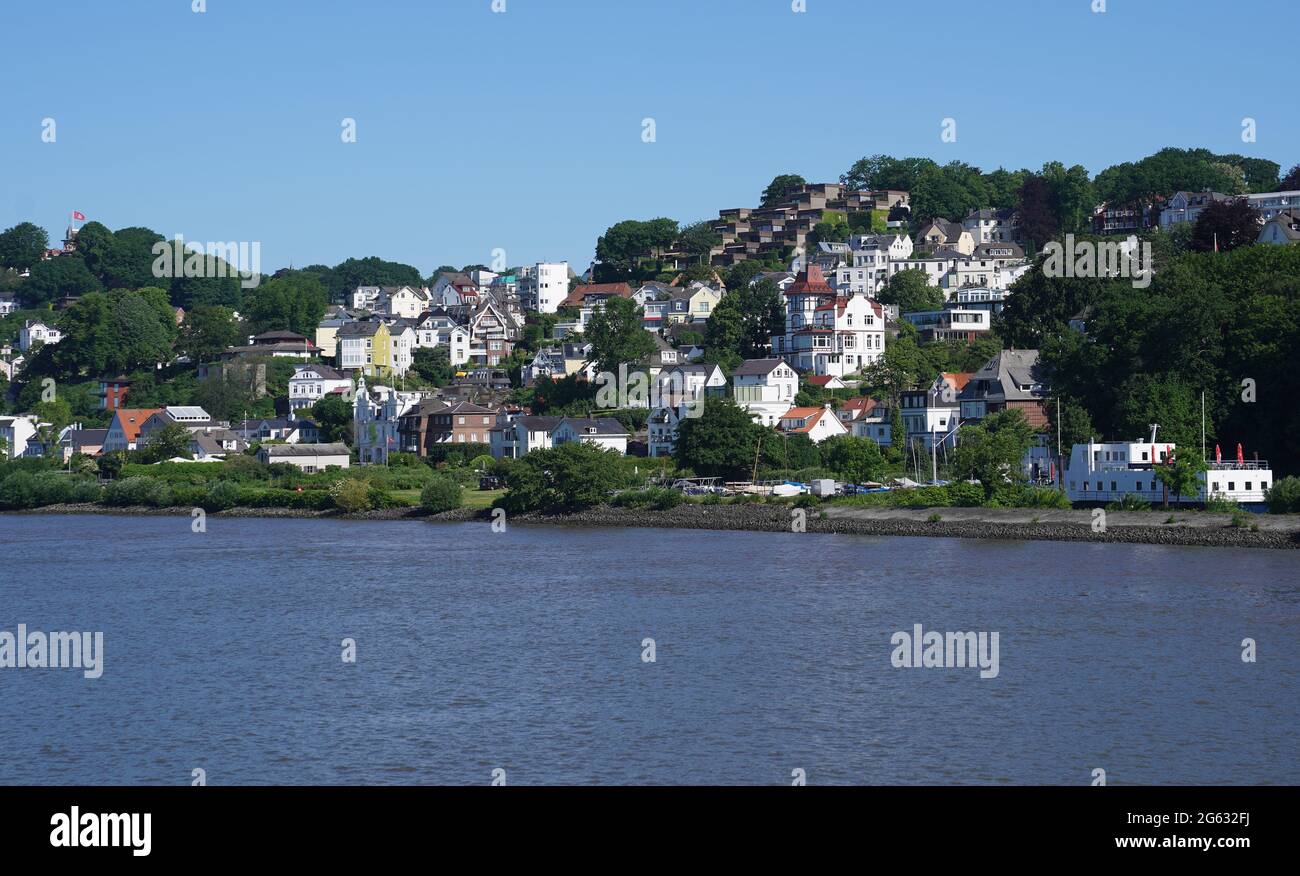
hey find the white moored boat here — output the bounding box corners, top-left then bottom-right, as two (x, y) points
(1061, 429), (1273, 507)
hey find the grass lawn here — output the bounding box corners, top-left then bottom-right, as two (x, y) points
(461, 487), (505, 510)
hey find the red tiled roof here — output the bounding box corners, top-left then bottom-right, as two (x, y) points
(784, 265), (834, 296)
(780, 406), (831, 434)
(940, 372), (974, 393)
(562, 282), (632, 308)
(111, 408), (163, 445)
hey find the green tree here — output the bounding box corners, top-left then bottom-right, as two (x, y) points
(584, 296), (655, 374)
(951, 409), (1035, 499)
(1154, 446), (1207, 508)
(311, 394), (353, 442)
(180, 305), (240, 361)
(18, 255), (102, 308)
(498, 442), (630, 512)
(420, 475), (463, 513)
(136, 421), (194, 463)
(878, 269), (943, 313)
(1190, 199), (1262, 252)
(410, 345), (453, 387)
(0, 222), (50, 271)
(760, 173), (807, 207)
(672, 398), (765, 480)
(820, 434), (886, 484)
(246, 273), (328, 336)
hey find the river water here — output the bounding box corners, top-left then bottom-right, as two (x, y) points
(1, 514), (1296, 785)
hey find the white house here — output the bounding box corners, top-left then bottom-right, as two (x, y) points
(519, 261), (570, 314)
(18, 320), (62, 352)
(643, 364), (727, 457)
(551, 417), (629, 454)
(257, 442), (351, 472)
(351, 286), (382, 311)
(962, 208), (1020, 244)
(0, 414), (40, 459)
(778, 405), (849, 443)
(289, 364), (353, 413)
(1258, 208), (1300, 245)
(732, 358), (799, 427)
(383, 286), (431, 320)
(489, 414), (563, 459)
(771, 266), (886, 378)
(900, 373), (970, 450)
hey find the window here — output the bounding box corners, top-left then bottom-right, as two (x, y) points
(1111, 482), (1117, 492)
(1245, 482), (1252, 491)
(1228, 482), (1235, 491)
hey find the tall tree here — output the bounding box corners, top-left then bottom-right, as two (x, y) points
(583, 296), (655, 374)
(18, 255), (102, 308)
(760, 174), (807, 207)
(1016, 174), (1060, 249)
(1190, 199), (1262, 252)
(878, 269), (943, 313)
(0, 222), (50, 271)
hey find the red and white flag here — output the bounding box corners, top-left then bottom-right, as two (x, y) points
(71, 211), (86, 221)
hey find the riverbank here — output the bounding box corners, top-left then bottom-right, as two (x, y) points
(10, 501), (1300, 548)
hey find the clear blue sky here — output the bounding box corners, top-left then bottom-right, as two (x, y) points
(2, 0), (1294, 276)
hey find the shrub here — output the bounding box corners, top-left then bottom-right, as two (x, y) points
(947, 481), (986, 507)
(1106, 493), (1152, 512)
(1202, 495), (1239, 513)
(0, 472), (38, 509)
(204, 480), (243, 512)
(1266, 476), (1300, 514)
(331, 478), (373, 513)
(103, 476), (172, 507)
(420, 476), (463, 513)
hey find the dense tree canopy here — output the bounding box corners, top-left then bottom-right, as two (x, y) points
(878, 268), (943, 314)
(760, 174), (807, 207)
(583, 296), (656, 375)
(246, 272), (328, 336)
(0, 222), (50, 272)
(1039, 244), (1300, 474)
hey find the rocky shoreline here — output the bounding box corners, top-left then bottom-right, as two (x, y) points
(8, 502), (1299, 549)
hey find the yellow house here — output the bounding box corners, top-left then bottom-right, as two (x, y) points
(337, 319), (394, 379)
(665, 283), (722, 324)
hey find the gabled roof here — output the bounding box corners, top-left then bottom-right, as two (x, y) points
(779, 406), (836, 433)
(738, 356), (785, 376)
(557, 416), (629, 436)
(562, 282), (633, 308)
(293, 364), (346, 380)
(838, 396), (880, 420)
(109, 409), (164, 444)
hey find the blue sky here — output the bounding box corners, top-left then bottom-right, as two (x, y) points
(2, 0), (1294, 276)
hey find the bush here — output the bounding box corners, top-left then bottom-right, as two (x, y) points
(1202, 495), (1239, 513)
(1106, 493), (1153, 512)
(204, 480), (243, 511)
(331, 478), (373, 513)
(420, 476), (463, 513)
(0, 472), (38, 509)
(1266, 476), (1300, 514)
(103, 476), (173, 507)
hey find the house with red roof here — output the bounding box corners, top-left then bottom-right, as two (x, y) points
(771, 265), (885, 378)
(778, 404), (849, 443)
(101, 408), (164, 453)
